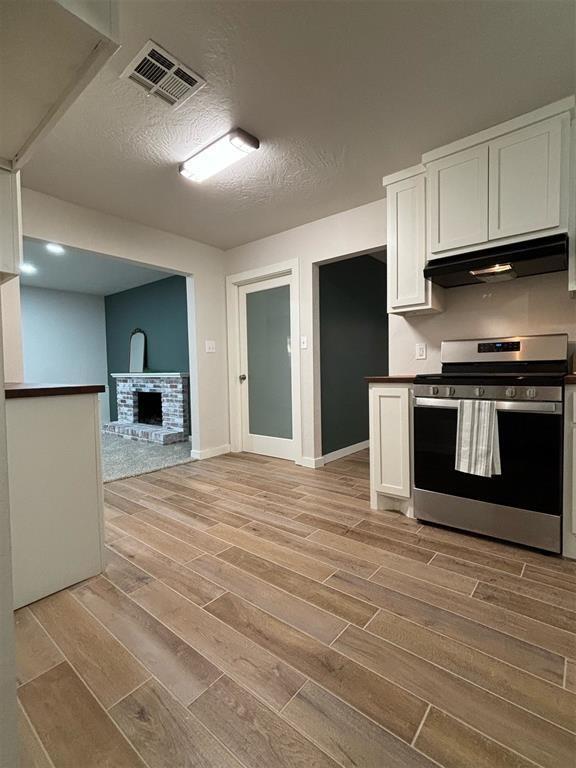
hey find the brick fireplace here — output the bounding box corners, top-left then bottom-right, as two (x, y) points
(103, 373), (190, 444)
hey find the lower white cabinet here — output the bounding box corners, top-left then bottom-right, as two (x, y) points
(7, 393), (105, 608)
(369, 384), (411, 505)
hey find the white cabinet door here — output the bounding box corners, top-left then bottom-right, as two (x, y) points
(0, 169), (22, 283)
(428, 145), (488, 253)
(387, 174), (426, 311)
(369, 386), (411, 499)
(489, 115), (566, 240)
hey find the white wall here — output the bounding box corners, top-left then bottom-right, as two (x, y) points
(11, 188), (229, 456)
(21, 286), (110, 422)
(389, 271), (576, 375)
(226, 199), (387, 462)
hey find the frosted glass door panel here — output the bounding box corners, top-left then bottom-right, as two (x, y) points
(246, 285), (293, 439)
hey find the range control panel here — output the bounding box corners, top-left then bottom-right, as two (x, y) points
(478, 341), (521, 354)
(413, 383), (563, 402)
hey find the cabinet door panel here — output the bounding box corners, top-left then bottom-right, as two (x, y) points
(0, 169), (22, 283)
(369, 386), (410, 498)
(428, 145), (488, 253)
(387, 175), (426, 310)
(489, 116), (565, 240)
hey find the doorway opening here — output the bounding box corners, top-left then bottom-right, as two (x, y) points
(318, 250), (388, 462)
(19, 237), (195, 480)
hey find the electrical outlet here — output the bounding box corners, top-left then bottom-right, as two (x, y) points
(205, 340), (216, 353)
(415, 343), (427, 360)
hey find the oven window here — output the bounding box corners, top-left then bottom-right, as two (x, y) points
(414, 406), (563, 515)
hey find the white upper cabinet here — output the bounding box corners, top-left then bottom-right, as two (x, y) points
(0, 169), (22, 284)
(384, 98), (574, 312)
(385, 168), (443, 315)
(387, 173), (426, 310)
(489, 115), (566, 240)
(428, 145), (489, 253)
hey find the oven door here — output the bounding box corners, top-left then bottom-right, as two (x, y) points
(413, 398), (563, 552)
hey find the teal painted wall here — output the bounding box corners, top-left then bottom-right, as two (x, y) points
(105, 276), (189, 420)
(320, 255), (388, 455)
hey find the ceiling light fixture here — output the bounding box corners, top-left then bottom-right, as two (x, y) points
(45, 243), (65, 255)
(179, 129), (260, 182)
(20, 263), (38, 275)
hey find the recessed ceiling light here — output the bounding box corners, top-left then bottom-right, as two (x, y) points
(179, 129), (260, 182)
(20, 263), (38, 275)
(45, 242), (65, 255)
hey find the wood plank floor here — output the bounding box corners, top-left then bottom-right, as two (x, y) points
(16, 449), (576, 768)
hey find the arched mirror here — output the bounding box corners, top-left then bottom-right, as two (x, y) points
(129, 329), (146, 373)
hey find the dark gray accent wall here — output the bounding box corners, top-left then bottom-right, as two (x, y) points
(105, 276), (189, 420)
(319, 255), (388, 456)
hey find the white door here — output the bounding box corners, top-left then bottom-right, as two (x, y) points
(238, 275), (297, 459)
(488, 115), (566, 240)
(387, 174), (427, 312)
(428, 144), (489, 254)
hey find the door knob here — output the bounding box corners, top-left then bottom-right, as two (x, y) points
(239, 374), (247, 382)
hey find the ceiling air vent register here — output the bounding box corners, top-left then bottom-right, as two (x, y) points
(121, 41), (205, 107)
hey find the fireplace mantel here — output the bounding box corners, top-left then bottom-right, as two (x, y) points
(110, 373), (189, 378)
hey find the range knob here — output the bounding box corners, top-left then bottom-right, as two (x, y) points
(430, 386), (439, 396)
(474, 386), (485, 397)
(505, 387), (516, 398)
(526, 387), (537, 399)
(445, 386), (455, 397)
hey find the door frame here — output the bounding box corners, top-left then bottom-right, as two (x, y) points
(226, 260), (302, 460)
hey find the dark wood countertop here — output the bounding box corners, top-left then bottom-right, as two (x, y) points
(565, 374), (576, 385)
(5, 383), (106, 399)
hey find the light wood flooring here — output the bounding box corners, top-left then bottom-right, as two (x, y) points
(16, 449), (576, 768)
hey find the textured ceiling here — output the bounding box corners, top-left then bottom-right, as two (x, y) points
(22, 238), (173, 295)
(21, 1), (575, 250)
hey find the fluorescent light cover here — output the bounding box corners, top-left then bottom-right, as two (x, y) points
(470, 263), (513, 277)
(45, 242), (65, 255)
(20, 263), (37, 275)
(179, 129), (260, 182)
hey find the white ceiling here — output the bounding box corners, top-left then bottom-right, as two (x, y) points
(21, 1), (574, 250)
(21, 238), (173, 295)
(0, 0), (115, 167)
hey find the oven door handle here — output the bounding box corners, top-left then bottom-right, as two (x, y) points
(414, 397), (562, 415)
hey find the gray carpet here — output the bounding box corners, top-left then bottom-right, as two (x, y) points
(101, 432), (194, 482)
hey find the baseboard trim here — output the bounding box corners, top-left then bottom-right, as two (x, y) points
(296, 456), (324, 469)
(322, 440), (369, 465)
(297, 440), (369, 469)
(190, 444), (231, 460)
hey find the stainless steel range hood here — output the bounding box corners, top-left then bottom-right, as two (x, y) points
(423, 234), (568, 288)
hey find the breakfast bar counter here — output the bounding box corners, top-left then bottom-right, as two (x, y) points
(5, 383), (106, 608)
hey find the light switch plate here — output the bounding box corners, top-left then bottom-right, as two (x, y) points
(300, 336), (308, 350)
(415, 343), (427, 360)
(205, 340), (216, 353)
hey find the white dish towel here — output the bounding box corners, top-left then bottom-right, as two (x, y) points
(455, 400), (501, 478)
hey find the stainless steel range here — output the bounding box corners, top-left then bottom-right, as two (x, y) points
(413, 334), (568, 553)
